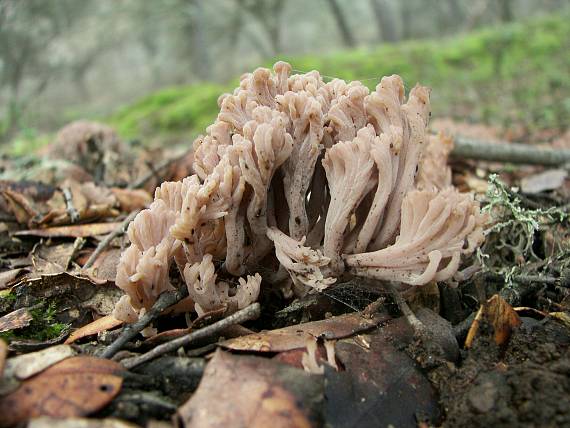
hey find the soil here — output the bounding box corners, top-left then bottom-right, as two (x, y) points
(416, 317), (570, 427)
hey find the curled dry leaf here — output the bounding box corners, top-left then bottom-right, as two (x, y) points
(0, 356), (123, 427)
(0, 268), (28, 290)
(465, 294), (522, 349)
(178, 350), (322, 428)
(220, 311), (389, 352)
(1, 188), (39, 224)
(64, 315), (123, 344)
(0, 307), (33, 333)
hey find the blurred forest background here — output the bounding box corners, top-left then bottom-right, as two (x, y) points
(0, 0), (569, 153)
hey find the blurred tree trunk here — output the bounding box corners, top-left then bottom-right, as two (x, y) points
(236, 0), (285, 55)
(399, 1), (414, 40)
(183, 0), (211, 80)
(325, 0), (356, 47)
(498, 0), (514, 22)
(369, 0), (398, 42)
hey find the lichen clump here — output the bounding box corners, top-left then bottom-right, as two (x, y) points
(112, 62), (485, 325)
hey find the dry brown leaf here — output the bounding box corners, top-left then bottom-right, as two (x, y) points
(3, 345), (76, 381)
(65, 315), (123, 344)
(1, 188), (38, 224)
(0, 356), (123, 427)
(15, 222), (122, 238)
(221, 311), (389, 352)
(0, 307), (33, 333)
(111, 188), (152, 212)
(178, 350), (320, 428)
(465, 294), (522, 349)
(0, 268), (28, 290)
(87, 248), (122, 282)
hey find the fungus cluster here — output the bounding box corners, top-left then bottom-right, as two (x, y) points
(112, 62), (485, 326)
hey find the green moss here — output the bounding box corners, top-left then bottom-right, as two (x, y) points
(110, 13), (568, 142)
(0, 301), (70, 343)
(110, 83), (226, 141)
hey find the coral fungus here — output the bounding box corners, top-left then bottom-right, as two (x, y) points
(112, 62), (486, 325)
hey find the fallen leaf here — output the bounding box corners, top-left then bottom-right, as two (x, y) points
(1, 188), (38, 224)
(3, 344), (76, 380)
(111, 188), (152, 212)
(14, 222), (122, 238)
(521, 169), (567, 194)
(465, 294), (522, 348)
(221, 311), (389, 352)
(0, 307), (33, 333)
(0, 268), (28, 290)
(325, 330), (440, 428)
(86, 248), (122, 282)
(0, 356), (123, 427)
(65, 315), (123, 344)
(178, 350), (322, 428)
(28, 416), (139, 428)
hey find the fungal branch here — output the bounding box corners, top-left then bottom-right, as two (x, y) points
(112, 62), (486, 329)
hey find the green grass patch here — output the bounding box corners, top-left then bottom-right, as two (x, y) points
(111, 13), (569, 143)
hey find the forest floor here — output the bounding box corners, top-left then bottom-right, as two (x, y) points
(0, 116), (568, 427)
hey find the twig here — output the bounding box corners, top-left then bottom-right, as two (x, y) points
(65, 237), (86, 270)
(121, 303), (261, 369)
(452, 136), (570, 166)
(130, 149), (192, 190)
(83, 211), (139, 269)
(387, 282), (426, 336)
(100, 286), (189, 359)
(62, 187), (79, 223)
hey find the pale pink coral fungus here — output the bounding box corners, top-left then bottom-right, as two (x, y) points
(112, 62), (485, 326)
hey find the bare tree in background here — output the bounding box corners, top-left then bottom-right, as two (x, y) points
(369, 0), (398, 42)
(0, 0), (86, 141)
(236, 0), (286, 55)
(325, 0), (356, 47)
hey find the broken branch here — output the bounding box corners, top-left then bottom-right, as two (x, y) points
(121, 303), (260, 369)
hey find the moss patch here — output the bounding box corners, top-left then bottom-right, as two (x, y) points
(111, 13), (569, 143)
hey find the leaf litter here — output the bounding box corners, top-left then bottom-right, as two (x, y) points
(0, 116), (568, 427)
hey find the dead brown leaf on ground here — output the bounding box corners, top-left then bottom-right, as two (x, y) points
(220, 311), (389, 353)
(65, 315), (123, 345)
(465, 294), (522, 349)
(0, 307), (33, 333)
(178, 350), (322, 428)
(0, 356), (123, 427)
(14, 222), (123, 238)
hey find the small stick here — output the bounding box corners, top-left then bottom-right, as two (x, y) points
(100, 286), (189, 359)
(83, 210), (139, 269)
(121, 303), (261, 369)
(62, 187), (79, 223)
(452, 137), (570, 166)
(65, 237), (86, 270)
(387, 282), (426, 336)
